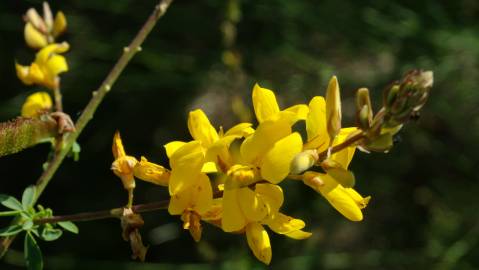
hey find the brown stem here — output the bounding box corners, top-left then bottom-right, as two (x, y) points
(35, 201), (169, 225)
(35, 191), (223, 225)
(317, 131), (365, 161)
(0, 0), (174, 258)
(52, 85), (63, 112)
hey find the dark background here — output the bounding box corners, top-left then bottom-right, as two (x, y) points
(1, 0), (478, 269)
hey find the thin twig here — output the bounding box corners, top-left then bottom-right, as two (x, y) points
(35, 201), (170, 224)
(317, 131), (365, 161)
(0, 0), (174, 258)
(35, 190), (224, 225)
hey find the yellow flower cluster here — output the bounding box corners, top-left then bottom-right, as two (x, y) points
(16, 3), (69, 118)
(112, 79), (370, 264)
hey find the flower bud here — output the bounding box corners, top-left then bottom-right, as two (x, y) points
(24, 22), (48, 49)
(42, 2), (54, 31)
(25, 8), (46, 33)
(325, 76), (342, 142)
(290, 150), (318, 174)
(356, 88), (373, 129)
(53, 11), (67, 38)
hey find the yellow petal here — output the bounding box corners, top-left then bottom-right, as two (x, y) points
(325, 76), (342, 141)
(201, 198), (223, 221)
(15, 63), (34, 85)
(53, 11), (67, 37)
(284, 104), (309, 121)
(284, 230), (312, 240)
(45, 54), (68, 77)
(205, 135), (236, 164)
(21, 91), (52, 117)
(35, 42), (69, 65)
(255, 183), (284, 214)
(238, 187), (268, 222)
(246, 222), (272, 265)
(222, 189), (247, 232)
(260, 132), (303, 184)
(224, 122), (254, 137)
(265, 213), (305, 234)
(187, 109), (219, 147)
(133, 157), (170, 186)
(112, 131), (126, 159)
(168, 189), (191, 215)
(344, 188), (371, 209)
(164, 141), (186, 158)
(201, 161), (218, 173)
(24, 22), (48, 49)
(331, 127), (358, 169)
(29, 63), (45, 83)
(317, 174), (363, 221)
(305, 96), (329, 151)
(240, 118), (291, 164)
(252, 84), (280, 123)
(191, 173), (213, 215)
(169, 141), (204, 195)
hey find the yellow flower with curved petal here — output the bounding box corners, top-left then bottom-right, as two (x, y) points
(111, 131), (138, 191)
(222, 183), (278, 232)
(166, 140), (215, 242)
(165, 109), (254, 173)
(239, 85), (306, 184)
(303, 172), (370, 221)
(21, 92), (52, 117)
(16, 42), (69, 89)
(222, 182), (311, 265)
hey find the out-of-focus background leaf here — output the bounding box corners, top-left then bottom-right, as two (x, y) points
(1, 0), (478, 269)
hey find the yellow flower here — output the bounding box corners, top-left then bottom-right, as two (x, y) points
(21, 92), (52, 117)
(165, 109), (254, 173)
(16, 42), (69, 90)
(111, 131), (138, 191)
(239, 84), (306, 184)
(166, 140), (213, 241)
(303, 171), (370, 221)
(111, 132), (170, 191)
(221, 182), (310, 264)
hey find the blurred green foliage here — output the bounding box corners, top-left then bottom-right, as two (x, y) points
(1, 0), (479, 269)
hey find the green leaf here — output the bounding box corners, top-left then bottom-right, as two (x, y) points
(0, 210), (21, 217)
(0, 194), (23, 211)
(0, 225), (23, 236)
(24, 232), (43, 270)
(58, 221), (79, 234)
(22, 220), (34, 231)
(22, 185), (37, 210)
(41, 228), (63, 241)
